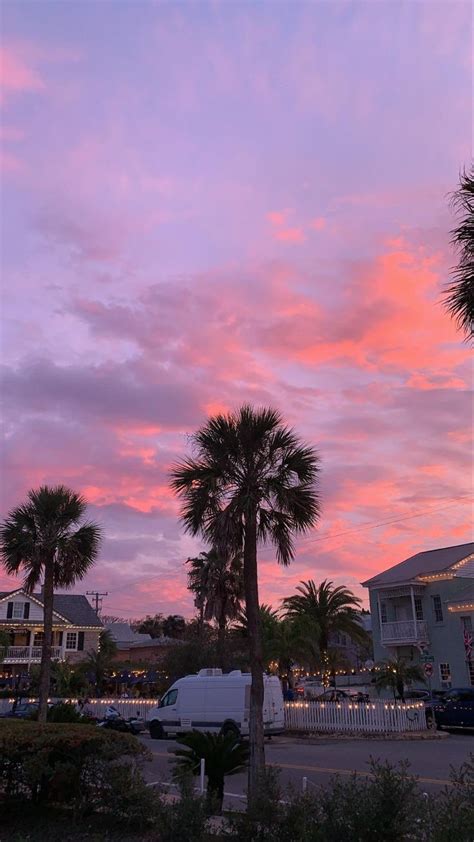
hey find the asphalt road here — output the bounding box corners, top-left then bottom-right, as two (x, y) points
(139, 732), (474, 805)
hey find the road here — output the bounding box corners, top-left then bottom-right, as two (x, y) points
(139, 732), (474, 804)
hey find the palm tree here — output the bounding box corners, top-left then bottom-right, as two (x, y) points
(444, 166), (474, 340)
(50, 659), (89, 697)
(172, 730), (249, 814)
(187, 548), (244, 659)
(133, 614), (164, 638)
(374, 657), (425, 702)
(170, 405), (321, 798)
(283, 580), (367, 686)
(0, 485), (101, 721)
(85, 629), (117, 696)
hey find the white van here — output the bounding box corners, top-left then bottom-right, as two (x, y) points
(147, 668), (284, 740)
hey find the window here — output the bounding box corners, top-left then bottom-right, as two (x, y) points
(468, 661), (474, 687)
(439, 663), (451, 687)
(65, 632), (78, 650)
(461, 616), (472, 633)
(414, 597), (423, 621)
(12, 602), (25, 619)
(160, 689), (178, 707)
(432, 595), (444, 623)
(380, 602), (387, 624)
(33, 632), (44, 647)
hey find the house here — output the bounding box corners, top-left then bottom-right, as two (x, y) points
(0, 588), (103, 677)
(105, 622), (180, 664)
(362, 542), (474, 690)
(329, 612), (373, 670)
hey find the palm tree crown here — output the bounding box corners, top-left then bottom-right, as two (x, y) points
(187, 548), (243, 636)
(283, 579), (367, 679)
(374, 657), (425, 702)
(445, 166), (474, 340)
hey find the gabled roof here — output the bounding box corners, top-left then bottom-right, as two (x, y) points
(0, 590), (103, 628)
(362, 542), (474, 588)
(105, 622), (151, 643)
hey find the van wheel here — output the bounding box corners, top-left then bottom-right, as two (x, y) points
(221, 722), (240, 740)
(149, 720), (164, 740)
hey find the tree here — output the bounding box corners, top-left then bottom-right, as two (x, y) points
(283, 580), (368, 686)
(132, 614), (164, 638)
(85, 632), (117, 696)
(187, 548), (244, 660)
(170, 405), (320, 799)
(172, 730), (249, 814)
(0, 629), (10, 665)
(0, 486), (101, 722)
(162, 615), (186, 638)
(444, 166), (474, 340)
(50, 659), (89, 697)
(374, 657), (425, 702)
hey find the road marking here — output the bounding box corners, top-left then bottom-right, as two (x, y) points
(147, 750), (452, 788)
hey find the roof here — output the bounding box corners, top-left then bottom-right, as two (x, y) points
(0, 590), (103, 627)
(362, 542), (474, 588)
(105, 622), (151, 643)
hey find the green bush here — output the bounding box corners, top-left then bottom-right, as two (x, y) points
(0, 721), (150, 816)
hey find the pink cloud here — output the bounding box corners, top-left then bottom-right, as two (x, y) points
(0, 45), (45, 98)
(274, 227), (306, 244)
(310, 216), (326, 231)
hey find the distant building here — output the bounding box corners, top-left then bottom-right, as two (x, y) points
(0, 589), (102, 677)
(363, 542), (474, 690)
(329, 612), (373, 670)
(105, 622), (178, 664)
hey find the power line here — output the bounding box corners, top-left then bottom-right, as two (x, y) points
(106, 494), (472, 594)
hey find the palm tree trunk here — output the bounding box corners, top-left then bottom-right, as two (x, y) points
(217, 615), (226, 667)
(38, 560), (54, 722)
(243, 508), (265, 803)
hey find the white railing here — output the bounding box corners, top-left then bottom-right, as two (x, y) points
(380, 620), (428, 644)
(284, 700), (427, 733)
(3, 646), (62, 661)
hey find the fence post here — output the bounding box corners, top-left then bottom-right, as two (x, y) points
(200, 758), (205, 794)
(302, 776), (307, 793)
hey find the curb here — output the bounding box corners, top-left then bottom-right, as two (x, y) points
(283, 730), (449, 742)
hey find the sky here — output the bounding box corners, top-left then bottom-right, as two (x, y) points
(0, 0), (472, 620)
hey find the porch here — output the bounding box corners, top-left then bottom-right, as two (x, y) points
(377, 584), (429, 647)
(2, 646), (63, 663)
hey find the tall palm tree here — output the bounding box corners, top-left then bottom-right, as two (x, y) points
(374, 657), (425, 702)
(0, 485), (101, 721)
(444, 166), (474, 340)
(187, 548), (244, 658)
(170, 405), (320, 798)
(283, 580), (367, 686)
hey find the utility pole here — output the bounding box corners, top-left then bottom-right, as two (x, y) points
(86, 591), (108, 616)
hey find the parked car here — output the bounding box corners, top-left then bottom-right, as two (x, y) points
(315, 689), (352, 702)
(0, 702), (39, 719)
(426, 688), (474, 730)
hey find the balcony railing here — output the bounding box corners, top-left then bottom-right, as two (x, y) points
(2, 646), (62, 661)
(380, 620), (428, 644)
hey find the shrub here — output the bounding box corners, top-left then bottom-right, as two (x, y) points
(0, 721), (150, 816)
(46, 702), (86, 723)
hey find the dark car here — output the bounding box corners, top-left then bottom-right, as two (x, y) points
(0, 702), (39, 719)
(426, 688), (474, 730)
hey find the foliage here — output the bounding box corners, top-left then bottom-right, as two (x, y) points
(0, 721), (149, 812)
(444, 166), (474, 339)
(187, 548), (244, 656)
(0, 628), (10, 663)
(374, 658), (425, 701)
(170, 404), (321, 796)
(162, 615), (187, 638)
(50, 660), (89, 697)
(45, 702), (92, 723)
(283, 580), (368, 681)
(98, 628), (118, 658)
(132, 613), (164, 638)
(172, 729), (249, 814)
(0, 485), (102, 721)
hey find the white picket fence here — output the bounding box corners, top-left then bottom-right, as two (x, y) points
(284, 700), (427, 733)
(0, 697), (160, 720)
(0, 697), (427, 733)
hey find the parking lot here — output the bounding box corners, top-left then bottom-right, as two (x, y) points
(140, 731), (474, 803)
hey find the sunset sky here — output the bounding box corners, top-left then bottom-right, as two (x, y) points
(1, 1), (472, 619)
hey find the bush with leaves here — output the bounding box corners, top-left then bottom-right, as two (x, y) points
(0, 721), (149, 812)
(172, 729), (249, 814)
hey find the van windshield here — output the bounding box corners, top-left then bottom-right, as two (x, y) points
(160, 689), (178, 707)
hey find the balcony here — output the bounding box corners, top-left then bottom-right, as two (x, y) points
(380, 620), (428, 645)
(1, 646), (62, 663)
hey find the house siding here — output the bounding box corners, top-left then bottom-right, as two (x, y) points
(369, 577), (474, 690)
(65, 630), (100, 663)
